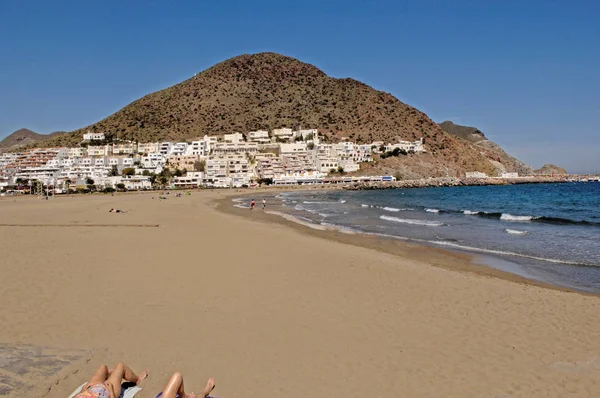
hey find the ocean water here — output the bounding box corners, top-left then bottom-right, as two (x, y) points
(236, 183), (600, 293)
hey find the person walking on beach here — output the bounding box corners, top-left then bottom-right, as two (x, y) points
(250, 199), (255, 210)
(74, 362), (147, 398)
(262, 198), (266, 210)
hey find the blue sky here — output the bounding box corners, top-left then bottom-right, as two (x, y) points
(1, 0), (598, 173)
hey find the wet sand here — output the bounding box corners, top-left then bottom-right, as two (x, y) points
(1, 191), (600, 397)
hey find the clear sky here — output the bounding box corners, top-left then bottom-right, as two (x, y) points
(1, 0), (598, 173)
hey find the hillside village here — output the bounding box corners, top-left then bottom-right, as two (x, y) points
(0, 128), (426, 192)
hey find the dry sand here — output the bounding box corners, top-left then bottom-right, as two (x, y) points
(1, 191), (599, 398)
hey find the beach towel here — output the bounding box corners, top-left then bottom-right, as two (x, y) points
(68, 382), (142, 398)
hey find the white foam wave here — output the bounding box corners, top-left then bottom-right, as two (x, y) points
(380, 215), (444, 227)
(426, 208), (440, 213)
(361, 204), (369, 208)
(500, 213), (533, 222)
(383, 207), (401, 212)
(265, 211), (328, 230)
(303, 201), (328, 204)
(339, 199), (346, 203)
(463, 210), (478, 215)
(320, 222), (357, 234)
(430, 241), (586, 266)
(505, 229), (529, 235)
(233, 204), (248, 209)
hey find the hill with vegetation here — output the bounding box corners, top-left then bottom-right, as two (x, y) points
(30, 53), (535, 177)
(0, 128), (63, 152)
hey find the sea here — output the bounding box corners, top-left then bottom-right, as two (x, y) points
(234, 182), (600, 293)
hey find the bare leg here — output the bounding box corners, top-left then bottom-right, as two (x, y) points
(160, 372), (185, 398)
(83, 364), (109, 390)
(160, 374), (215, 398)
(201, 377), (216, 397)
(105, 362), (147, 398)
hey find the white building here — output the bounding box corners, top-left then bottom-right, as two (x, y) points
(465, 171), (488, 178)
(68, 147), (86, 158)
(159, 142), (173, 155)
(223, 133), (244, 143)
(255, 154), (284, 179)
(87, 145), (109, 157)
(173, 172), (204, 188)
(137, 142), (159, 154)
(112, 142), (136, 155)
(385, 138), (425, 153)
(83, 132), (105, 142)
(272, 128), (294, 142)
(212, 142), (258, 155)
(205, 157), (228, 179)
(501, 172), (519, 178)
(316, 158), (339, 173)
(186, 140), (208, 156)
(169, 142), (189, 156)
(297, 129), (319, 143)
(247, 130), (271, 144)
(279, 143), (308, 153)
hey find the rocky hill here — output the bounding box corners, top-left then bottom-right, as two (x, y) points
(438, 121), (534, 176)
(438, 121), (486, 143)
(535, 164), (567, 175)
(0, 128), (63, 152)
(30, 52), (532, 177)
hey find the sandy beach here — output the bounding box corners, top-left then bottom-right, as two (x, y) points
(1, 190), (600, 398)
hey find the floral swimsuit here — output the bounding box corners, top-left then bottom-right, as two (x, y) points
(75, 383), (112, 398)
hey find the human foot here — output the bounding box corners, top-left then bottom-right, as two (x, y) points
(136, 370), (148, 386)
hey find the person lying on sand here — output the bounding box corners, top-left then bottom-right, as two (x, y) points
(157, 373), (215, 398)
(109, 208), (126, 213)
(75, 362), (147, 398)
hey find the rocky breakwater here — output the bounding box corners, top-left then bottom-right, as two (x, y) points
(344, 176), (567, 190)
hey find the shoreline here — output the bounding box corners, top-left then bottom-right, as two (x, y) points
(215, 191), (596, 297)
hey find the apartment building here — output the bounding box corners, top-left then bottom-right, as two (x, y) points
(212, 142), (258, 155)
(316, 157), (340, 173)
(385, 138), (425, 153)
(247, 130), (270, 144)
(205, 157), (228, 179)
(226, 155), (253, 187)
(168, 154), (198, 171)
(281, 152), (315, 175)
(255, 154), (284, 179)
(87, 145), (109, 157)
(112, 142), (136, 155)
(173, 172), (204, 188)
(137, 142), (160, 154)
(82, 132), (105, 141)
(279, 143), (308, 153)
(223, 133), (244, 143)
(186, 140), (208, 156)
(272, 128), (294, 141)
(159, 142), (173, 155)
(297, 129), (319, 142)
(68, 147), (86, 158)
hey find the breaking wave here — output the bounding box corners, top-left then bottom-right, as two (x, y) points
(505, 229), (529, 235)
(380, 215), (444, 227)
(500, 213), (533, 222)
